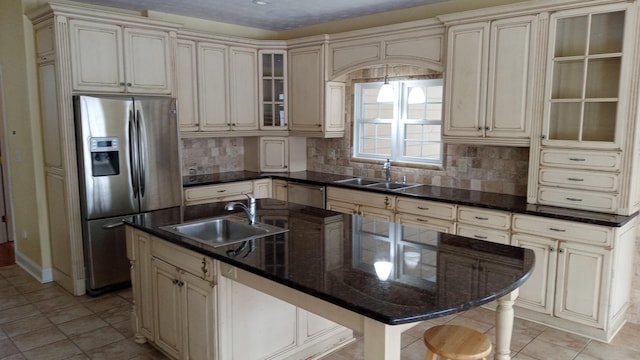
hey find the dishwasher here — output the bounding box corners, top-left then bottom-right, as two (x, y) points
(286, 182), (326, 208)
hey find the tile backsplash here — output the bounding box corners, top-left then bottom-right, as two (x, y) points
(181, 137), (245, 175)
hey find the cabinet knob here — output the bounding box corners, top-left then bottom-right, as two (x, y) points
(549, 247), (554, 252)
(119, 82), (125, 86)
(478, 127), (482, 130)
(541, 135), (546, 139)
(126, 83), (132, 87)
(172, 279), (179, 285)
(485, 126), (489, 130)
(558, 248), (565, 253)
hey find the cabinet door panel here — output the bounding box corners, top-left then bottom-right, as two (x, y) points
(512, 234), (556, 314)
(289, 46), (323, 131)
(152, 259), (182, 359)
(199, 43), (229, 131)
(176, 39), (199, 131)
(124, 28), (171, 93)
(183, 272), (216, 360)
(69, 20), (124, 92)
(229, 47), (259, 130)
(555, 243), (609, 328)
(487, 16), (535, 138)
(444, 22), (488, 136)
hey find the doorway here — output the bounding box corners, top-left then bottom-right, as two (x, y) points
(0, 65), (14, 263)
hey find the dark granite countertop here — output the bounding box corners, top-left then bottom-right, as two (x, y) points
(182, 171), (636, 227)
(125, 200), (534, 325)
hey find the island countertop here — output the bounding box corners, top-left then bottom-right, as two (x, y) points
(125, 199), (535, 326)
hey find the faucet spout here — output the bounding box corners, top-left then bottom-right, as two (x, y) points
(224, 192), (256, 224)
(383, 159), (392, 182)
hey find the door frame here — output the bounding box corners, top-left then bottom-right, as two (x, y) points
(0, 65), (15, 244)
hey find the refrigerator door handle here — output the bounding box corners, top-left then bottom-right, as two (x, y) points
(102, 221), (125, 229)
(136, 109), (146, 197)
(128, 110), (139, 198)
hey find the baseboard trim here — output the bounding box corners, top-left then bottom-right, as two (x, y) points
(15, 249), (53, 283)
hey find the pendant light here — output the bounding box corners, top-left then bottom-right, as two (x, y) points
(408, 87), (426, 104)
(377, 65), (395, 103)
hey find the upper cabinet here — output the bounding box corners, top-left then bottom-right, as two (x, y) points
(69, 19), (173, 94)
(288, 42), (346, 138)
(541, 6), (627, 149)
(442, 15), (538, 146)
(528, 2), (640, 215)
(259, 50), (288, 130)
(176, 32), (260, 135)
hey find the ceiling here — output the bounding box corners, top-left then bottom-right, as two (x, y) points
(68, 0), (450, 31)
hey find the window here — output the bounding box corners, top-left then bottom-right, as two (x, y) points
(353, 79), (443, 165)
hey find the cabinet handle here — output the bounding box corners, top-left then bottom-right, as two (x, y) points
(172, 279), (179, 285)
(126, 82), (132, 86)
(474, 216), (489, 221)
(119, 82), (125, 86)
(568, 158), (586, 162)
(567, 178), (584, 182)
(474, 235), (488, 240)
(384, 197), (390, 207)
(565, 197), (583, 202)
(201, 258), (208, 276)
(217, 189), (226, 193)
(417, 206), (429, 210)
(549, 227), (566, 232)
(284, 165), (288, 168)
(317, 124), (322, 127)
(178, 281), (184, 287)
(416, 218), (429, 223)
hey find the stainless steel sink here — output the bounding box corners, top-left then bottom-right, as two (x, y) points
(334, 177), (420, 191)
(334, 177), (381, 186)
(367, 182), (419, 190)
(161, 215), (288, 247)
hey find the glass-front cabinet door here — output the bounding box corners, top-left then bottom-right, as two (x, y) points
(259, 50), (287, 130)
(542, 4), (631, 148)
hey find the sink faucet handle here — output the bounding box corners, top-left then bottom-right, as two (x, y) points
(241, 191), (255, 204)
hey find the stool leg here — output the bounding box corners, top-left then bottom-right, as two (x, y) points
(426, 350), (437, 360)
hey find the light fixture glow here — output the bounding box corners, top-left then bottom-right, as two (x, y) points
(374, 261), (393, 281)
(252, 0), (270, 5)
(377, 65), (396, 103)
(408, 87), (426, 104)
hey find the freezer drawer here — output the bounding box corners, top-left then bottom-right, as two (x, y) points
(84, 215), (132, 295)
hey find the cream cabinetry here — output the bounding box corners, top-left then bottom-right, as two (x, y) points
(127, 228), (217, 360)
(259, 50), (288, 130)
(272, 179), (288, 201)
(183, 181), (253, 206)
(68, 19), (174, 94)
(244, 136), (307, 172)
(511, 214), (635, 341)
(252, 178), (272, 199)
(395, 197), (456, 233)
(288, 43), (346, 137)
(441, 15), (537, 146)
(456, 206), (511, 244)
(528, 2), (640, 215)
(326, 187), (395, 221)
(176, 32), (259, 134)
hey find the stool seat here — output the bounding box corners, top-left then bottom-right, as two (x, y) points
(423, 325), (492, 360)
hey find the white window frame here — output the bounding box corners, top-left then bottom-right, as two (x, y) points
(353, 79), (443, 166)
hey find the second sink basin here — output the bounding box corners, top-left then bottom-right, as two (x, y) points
(334, 177), (420, 191)
(161, 215), (288, 247)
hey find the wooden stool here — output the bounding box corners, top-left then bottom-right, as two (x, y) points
(423, 325), (492, 360)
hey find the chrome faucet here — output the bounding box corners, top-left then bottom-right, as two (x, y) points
(224, 192), (256, 225)
(383, 159), (392, 182)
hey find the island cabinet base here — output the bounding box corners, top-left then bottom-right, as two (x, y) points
(126, 226), (352, 360)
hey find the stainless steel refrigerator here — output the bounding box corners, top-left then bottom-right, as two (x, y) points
(74, 95), (182, 295)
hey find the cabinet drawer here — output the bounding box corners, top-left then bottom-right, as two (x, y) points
(151, 237), (215, 280)
(457, 224), (510, 244)
(184, 181), (253, 205)
(540, 149), (620, 171)
(327, 187), (395, 210)
(538, 187), (618, 214)
(396, 197), (456, 221)
(396, 213), (455, 233)
(512, 214), (612, 246)
(539, 168), (619, 192)
(457, 206), (511, 230)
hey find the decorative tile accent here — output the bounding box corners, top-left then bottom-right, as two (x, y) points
(181, 138), (245, 175)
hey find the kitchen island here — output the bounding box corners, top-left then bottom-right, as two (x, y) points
(125, 200), (535, 360)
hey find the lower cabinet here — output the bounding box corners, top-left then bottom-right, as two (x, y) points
(511, 214), (636, 341)
(127, 225), (352, 360)
(152, 258), (217, 360)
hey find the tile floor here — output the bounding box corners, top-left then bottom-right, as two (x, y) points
(1, 263), (640, 360)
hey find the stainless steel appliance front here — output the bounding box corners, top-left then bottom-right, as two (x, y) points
(74, 95), (182, 295)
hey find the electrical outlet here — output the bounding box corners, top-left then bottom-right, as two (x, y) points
(22, 230), (27, 239)
(328, 149), (337, 160)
